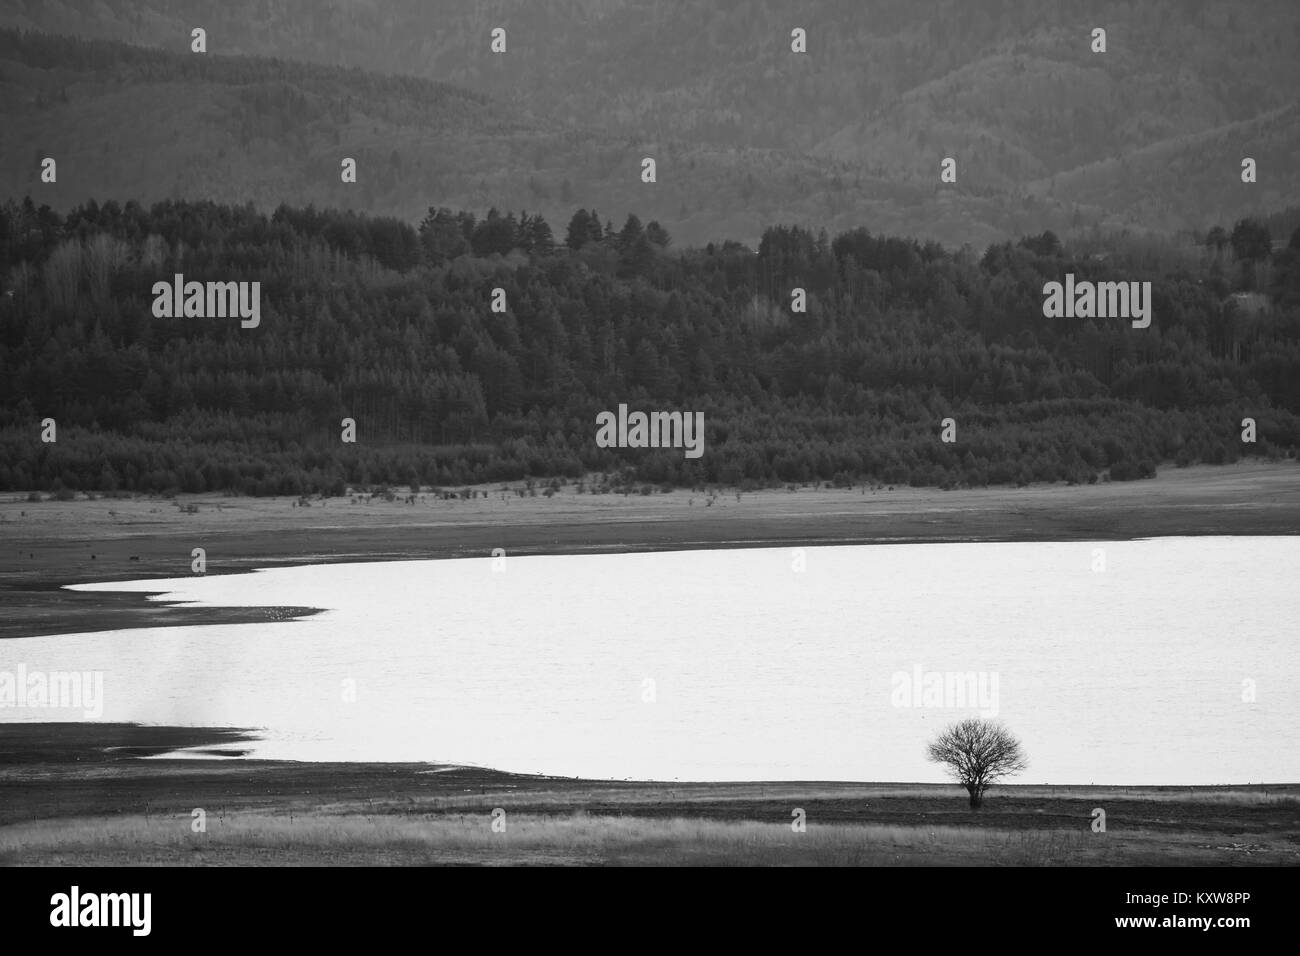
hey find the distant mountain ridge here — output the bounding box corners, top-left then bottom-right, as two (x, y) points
(2, 0), (1298, 246)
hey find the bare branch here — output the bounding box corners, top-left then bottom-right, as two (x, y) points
(926, 718), (1028, 809)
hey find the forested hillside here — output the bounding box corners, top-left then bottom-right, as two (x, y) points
(2, 197), (1298, 496)
(0, 28), (1003, 249)
(3, 0), (1297, 243)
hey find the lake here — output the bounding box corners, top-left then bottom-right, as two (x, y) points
(6, 537), (1298, 784)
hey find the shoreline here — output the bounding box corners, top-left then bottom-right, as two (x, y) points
(2, 724), (1296, 865)
(2, 461), (1298, 638)
(5, 723), (1292, 790)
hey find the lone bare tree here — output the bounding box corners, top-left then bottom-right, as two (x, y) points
(927, 718), (1027, 809)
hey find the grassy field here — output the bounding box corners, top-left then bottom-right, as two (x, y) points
(0, 814), (1200, 866)
(2, 725), (1296, 866)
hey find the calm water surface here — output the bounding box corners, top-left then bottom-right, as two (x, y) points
(6, 537), (1297, 784)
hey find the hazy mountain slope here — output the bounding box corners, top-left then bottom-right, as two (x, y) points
(0, 29), (1030, 248)
(1031, 104), (1300, 230)
(5, 1), (1296, 156)
(3, 0), (1297, 243)
(0, 32), (524, 212)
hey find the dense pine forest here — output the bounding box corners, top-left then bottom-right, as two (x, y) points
(1, 196), (1299, 496)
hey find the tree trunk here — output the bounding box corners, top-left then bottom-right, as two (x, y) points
(967, 785), (982, 809)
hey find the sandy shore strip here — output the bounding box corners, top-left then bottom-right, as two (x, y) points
(1, 462), (1297, 639)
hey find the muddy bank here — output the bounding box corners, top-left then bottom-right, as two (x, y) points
(2, 462), (1297, 638)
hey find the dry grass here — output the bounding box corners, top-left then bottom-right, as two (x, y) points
(0, 810), (1159, 866)
(1107, 790), (1300, 806)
